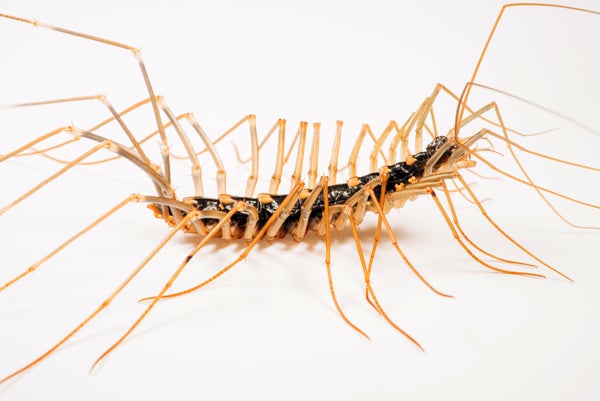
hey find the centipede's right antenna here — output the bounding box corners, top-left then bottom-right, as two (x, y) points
(454, 3), (600, 141)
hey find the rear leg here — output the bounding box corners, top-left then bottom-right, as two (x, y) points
(0, 194), (144, 292)
(139, 182), (306, 301)
(90, 201), (250, 370)
(0, 206), (199, 385)
(1, 140), (113, 215)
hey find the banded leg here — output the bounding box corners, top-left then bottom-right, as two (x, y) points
(184, 114), (227, 195)
(446, 99), (600, 229)
(293, 179), (324, 242)
(455, 4), (600, 136)
(321, 176), (369, 339)
(341, 204), (423, 350)
(140, 182), (306, 301)
(1, 194), (143, 292)
(426, 186), (545, 278)
(269, 119), (286, 194)
(439, 180), (537, 268)
(0, 13), (172, 175)
(0, 208), (199, 385)
(362, 186), (454, 298)
(157, 97), (205, 196)
(307, 123), (320, 189)
(0, 141), (112, 215)
(217, 114), (260, 197)
(327, 121), (343, 185)
(90, 201), (250, 370)
(290, 122), (308, 190)
(454, 172), (574, 281)
(369, 120), (401, 172)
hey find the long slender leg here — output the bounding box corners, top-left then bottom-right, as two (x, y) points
(307, 123), (320, 189)
(8, 97), (156, 166)
(439, 180), (536, 268)
(322, 177), (369, 339)
(327, 121), (343, 185)
(455, 4), (600, 136)
(0, 209), (198, 385)
(1, 194), (141, 292)
(0, 126), (67, 164)
(454, 172), (573, 281)
(389, 110), (419, 163)
(245, 115), (259, 197)
(184, 114), (227, 195)
(290, 122), (308, 190)
(293, 180), (323, 242)
(0, 14), (172, 171)
(90, 202), (248, 369)
(0, 141), (110, 215)
(362, 186), (453, 298)
(479, 103), (599, 229)
(140, 182), (305, 301)
(157, 97), (205, 196)
(348, 124), (370, 180)
(364, 169), (390, 309)
(227, 115), (260, 197)
(427, 187), (545, 278)
(98, 95), (153, 167)
(269, 119), (286, 194)
(341, 204), (423, 350)
(417, 96), (600, 230)
(369, 121), (400, 172)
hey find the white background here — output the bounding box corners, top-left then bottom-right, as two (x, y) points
(1, 1), (599, 400)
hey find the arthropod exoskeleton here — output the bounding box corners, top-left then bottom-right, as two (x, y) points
(1, 1), (599, 400)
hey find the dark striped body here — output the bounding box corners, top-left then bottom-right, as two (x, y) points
(186, 136), (455, 237)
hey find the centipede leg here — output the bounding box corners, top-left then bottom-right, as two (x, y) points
(13, 97), (162, 166)
(369, 121), (399, 172)
(90, 202), (248, 370)
(364, 169), (391, 312)
(0, 194), (142, 292)
(363, 187), (454, 298)
(0, 140), (111, 216)
(427, 186), (545, 278)
(322, 177), (369, 339)
(140, 182), (306, 301)
(472, 103), (599, 230)
(439, 180), (537, 268)
(341, 204), (423, 350)
(307, 123), (320, 189)
(0, 209), (199, 385)
(454, 172), (573, 281)
(327, 121), (343, 185)
(290, 122), (308, 190)
(157, 97), (205, 196)
(348, 124), (371, 179)
(269, 119), (286, 194)
(184, 114), (227, 195)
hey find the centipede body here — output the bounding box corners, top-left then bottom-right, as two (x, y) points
(1, 1), (600, 401)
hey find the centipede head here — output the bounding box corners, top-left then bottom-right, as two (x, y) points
(425, 134), (478, 175)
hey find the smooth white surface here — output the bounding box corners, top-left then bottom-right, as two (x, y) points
(1, 1), (599, 400)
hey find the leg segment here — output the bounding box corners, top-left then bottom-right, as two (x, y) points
(1, 194), (141, 292)
(427, 187), (545, 278)
(341, 204), (423, 350)
(0, 208), (199, 385)
(140, 182), (306, 301)
(322, 177), (369, 339)
(91, 202), (248, 370)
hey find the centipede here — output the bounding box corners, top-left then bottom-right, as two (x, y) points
(1, 2), (599, 399)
